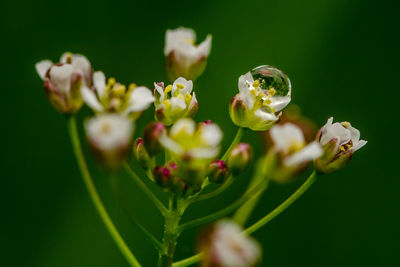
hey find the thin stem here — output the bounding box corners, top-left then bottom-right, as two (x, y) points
(178, 177), (266, 233)
(110, 175), (164, 252)
(123, 163), (169, 216)
(172, 170), (319, 267)
(68, 116), (141, 267)
(172, 253), (203, 267)
(221, 127), (244, 161)
(187, 176), (234, 204)
(244, 170), (318, 235)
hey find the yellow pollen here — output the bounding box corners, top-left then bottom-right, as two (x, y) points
(128, 83), (136, 91)
(164, 85), (172, 94)
(263, 99), (271, 105)
(340, 145), (346, 152)
(107, 77), (116, 87)
(342, 121), (350, 128)
(65, 53), (72, 64)
(252, 80), (260, 88)
(250, 89), (257, 96)
(112, 83), (126, 96)
(185, 92), (192, 103)
(101, 123), (111, 134)
(184, 38), (194, 45)
(176, 83), (185, 90)
(269, 87), (276, 96)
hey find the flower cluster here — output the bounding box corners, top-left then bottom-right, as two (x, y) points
(36, 26), (367, 267)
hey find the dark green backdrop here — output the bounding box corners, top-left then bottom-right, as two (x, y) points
(2, 0), (399, 266)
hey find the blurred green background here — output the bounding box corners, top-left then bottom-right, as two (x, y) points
(2, 0), (399, 266)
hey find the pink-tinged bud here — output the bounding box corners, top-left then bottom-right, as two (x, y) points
(208, 160), (229, 184)
(229, 96), (247, 127)
(143, 122), (166, 156)
(197, 220), (261, 267)
(153, 166), (171, 188)
(133, 138), (152, 169)
(228, 143), (252, 176)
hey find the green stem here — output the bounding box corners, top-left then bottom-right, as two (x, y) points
(188, 176), (234, 204)
(172, 253), (203, 267)
(123, 163), (169, 216)
(244, 170), (318, 235)
(178, 176), (266, 233)
(221, 127), (244, 161)
(172, 170), (318, 267)
(110, 175), (164, 252)
(67, 116), (141, 267)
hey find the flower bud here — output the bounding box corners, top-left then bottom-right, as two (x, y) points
(229, 65), (292, 131)
(143, 122), (166, 156)
(164, 27), (212, 81)
(85, 114), (134, 169)
(314, 117), (367, 173)
(208, 160), (229, 184)
(198, 220), (261, 267)
(228, 143), (252, 176)
(133, 138), (152, 169)
(153, 166), (172, 188)
(35, 52), (92, 114)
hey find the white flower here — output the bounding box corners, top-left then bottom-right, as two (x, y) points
(159, 118), (222, 161)
(164, 27), (212, 81)
(270, 123), (322, 167)
(230, 66), (291, 131)
(315, 117), (367, 173)
(81, 71), (154, 118)
(85, 114), (134, 168)
(35, 52), (92, 114)
(154, 77), (198, 125)
(201, 220), (261, 267)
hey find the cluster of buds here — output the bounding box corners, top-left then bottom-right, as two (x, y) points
(198, 220), (261, 267)
(230, 65), (291, 131)
(35, 52), (92, 114)
(153, 161), (187, 194)
(164, 27), (212, 81)
(154, 77), (198, 125)
(314, 117), (367, 173)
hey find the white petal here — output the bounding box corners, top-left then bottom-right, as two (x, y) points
(85, 114), (133, 150)
(348, 124), (361, 144)
(170, 118), (195, 139)
(170, 97), (187, 112)
(238, 72), (254, 93)
(159, 134), (184, 155)
(60, 52), (91, 84)
(254, 108), (279, 122)
(320, 122), (350, 146)
(154, 82), (165, 102)
(35, 60), (53, 80)
(48, 64), (75, 95)
(270, 95), (291, 112)
(81, 86), (103, 112)
(93, 71), (106, 98)
(172, 77), (193, 95)
(126, 86), (155, 113)
(353, 140), (367, 151)
(164, 27), (196, 56)
(189, 147), (219, 159)
(196, 34), (212, 57)
(284, 142), (322, 167)
(188, 92), (198, 110)
(200, 124), (222, 147)
(270, 123), (305, 152)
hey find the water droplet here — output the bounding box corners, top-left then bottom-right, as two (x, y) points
(250, 65), (291, 97)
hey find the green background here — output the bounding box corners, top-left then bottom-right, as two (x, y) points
(2, 0), (398, 266)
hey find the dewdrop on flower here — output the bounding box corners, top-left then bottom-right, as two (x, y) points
(198, 220), (261, 267)
(229, 65), (292, 131)
(314, 117), (367, 173)
(164, 27), (212, 81)
(154, 77), (198, 126)
(85, 114), (134, 169)
(81, 71), (154, 119)
(35, 52), (92, 114)
(268, 123), (323, 182)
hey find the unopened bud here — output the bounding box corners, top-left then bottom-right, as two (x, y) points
(133, 138), (152, 169)
(143, 122), (166, 156)
(228, 143), (252, 176)
(208, 160), (229, 184)
(153, 166), (171, 188)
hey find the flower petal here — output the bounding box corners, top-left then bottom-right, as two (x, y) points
(124, 86), (155, 114)
(81, 86), (103, 112)
(270, 123), (304, 152)
(93, 71), (106, 98)
(49, 64), (75, 95)
(35, 60), (53, 80)
(284, 142), (322, 167)
(353, 140), (367, 151)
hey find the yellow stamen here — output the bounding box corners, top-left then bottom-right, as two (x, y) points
(269, 87), (276, 96)
(340, 145), (346, 152)
(263, 99), (271, 105)
(112, 83), (126, 96)
(163, 99), (171, 109)
(342, 121), (350, 128)
(128, 83), (136, 91)
(65, 53), (72, 64)
(107, 77), (116, 87)
(164, 85), (172, 94)
(252, 80), (260, 88)
(185, 92), (192, 103)
(176, 83), (185, 90)
(176, 93), (185, 101)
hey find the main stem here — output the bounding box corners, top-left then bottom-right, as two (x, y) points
(68, 116), (141, 267)
(158, 196), (181, 267)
